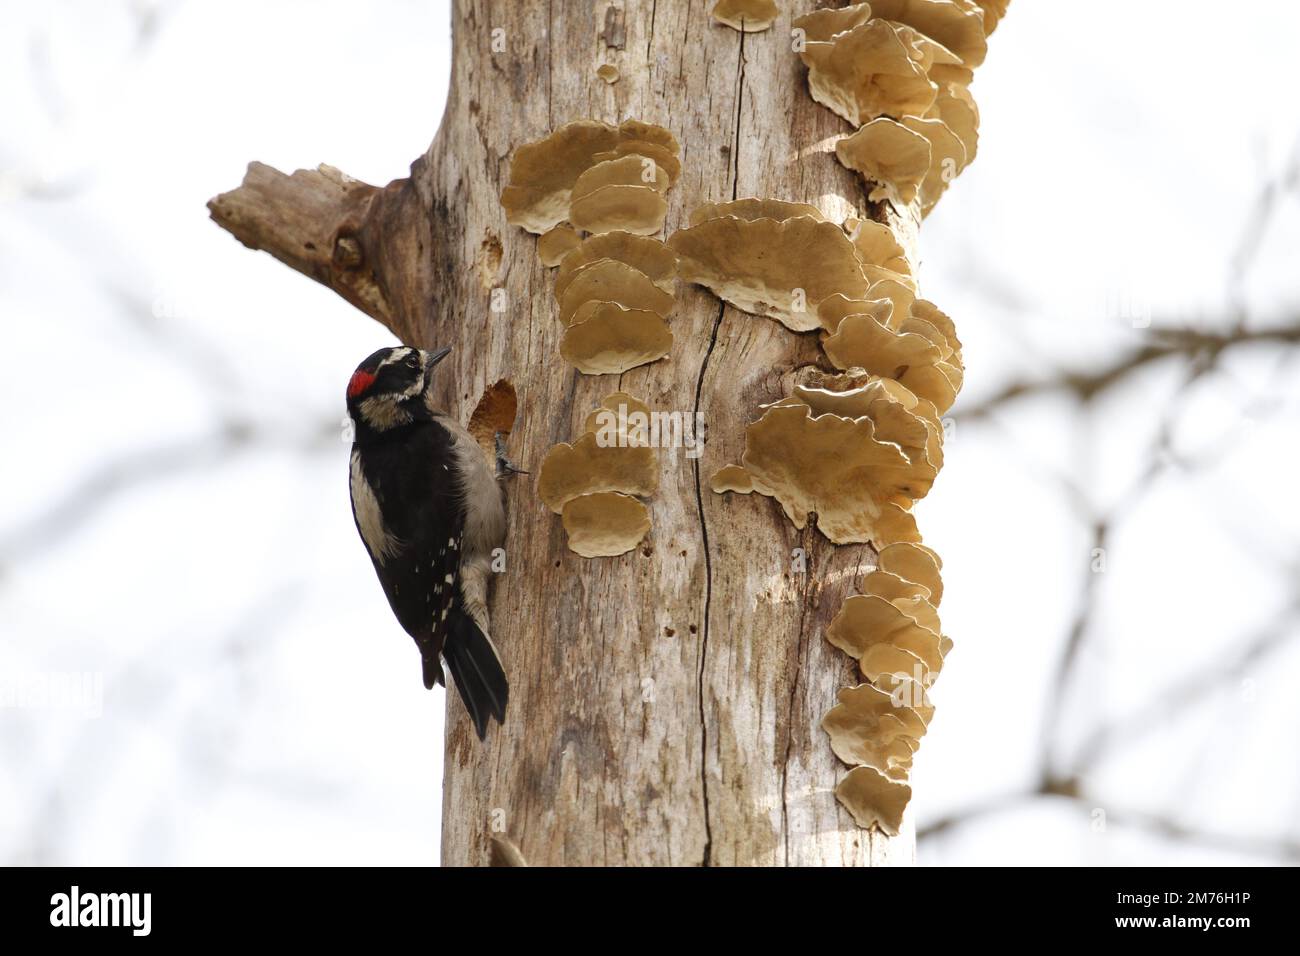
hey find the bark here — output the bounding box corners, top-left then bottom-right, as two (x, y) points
(209, 0), (916, 866)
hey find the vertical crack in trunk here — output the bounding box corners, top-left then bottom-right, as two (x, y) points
(729, 31), (747, 203)
(691, 25), (749, 869)
(779, 528), (813, 864)
(691, 302), (724, 866)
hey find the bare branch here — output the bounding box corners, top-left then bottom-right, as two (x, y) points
(955, 322), (1300, 421)
(1072, 605), (1300, 774)
(207, 163), (396, 332)
(920, 784), (1300, 864)
(0, 420), (336, 569)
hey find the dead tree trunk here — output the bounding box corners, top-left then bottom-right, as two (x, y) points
(210, 1), (918, 866)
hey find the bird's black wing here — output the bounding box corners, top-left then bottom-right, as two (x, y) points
(350, 421), (463, 686)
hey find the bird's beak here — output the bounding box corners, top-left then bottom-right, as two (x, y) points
(426, 346), (451, 371)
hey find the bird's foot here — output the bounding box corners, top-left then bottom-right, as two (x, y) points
(495, 432), (528, 478)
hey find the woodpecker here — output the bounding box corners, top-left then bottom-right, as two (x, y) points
(346, 345), (509, 740)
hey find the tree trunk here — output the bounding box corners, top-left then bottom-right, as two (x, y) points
(210, 0), (917, 866)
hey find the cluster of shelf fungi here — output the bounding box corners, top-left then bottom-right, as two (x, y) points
(502, 0), (1006, 837)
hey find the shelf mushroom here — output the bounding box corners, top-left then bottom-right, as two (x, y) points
(539, 393), (659, 557)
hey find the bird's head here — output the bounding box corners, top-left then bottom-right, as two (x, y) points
(346, 345), (450, 433)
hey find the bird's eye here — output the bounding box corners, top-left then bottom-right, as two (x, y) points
(406, 355), (420, 369)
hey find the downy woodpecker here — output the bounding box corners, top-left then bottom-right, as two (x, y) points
(346, 345), (508, 740)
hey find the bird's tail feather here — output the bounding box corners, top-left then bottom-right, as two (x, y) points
(442, 611), (509, 741)
(421, 653), (445, 691)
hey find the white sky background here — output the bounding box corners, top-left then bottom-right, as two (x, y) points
(1, 1), (1297, 865)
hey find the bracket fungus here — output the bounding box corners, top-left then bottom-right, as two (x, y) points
(779, 0), (1000, 838)
(538, 432), (657, 511)
(972, 0), (1009, 35)
(822, 682), (929, 774)
(864, 570), (942, 633)
(562, 491), (652, 558)
(793, 14), (938, 126)
(930, 82), (979, 165)
(500, 119), (679, 234)
(539, 393), (659, 557)
(818, 294), (964, 414)
(836, 766), (912, 835)
(710, 394), (933, 547)
(821, 543), (954, 828)
(688, 197), (826, 227)
(559, 302), (673, 375)
(823, 303), (938, 381)
(510, 121), (684, 379)
(582, 391), (653, 440)
(668, 203), (871, 332)
(593, 140), (682, 185)
(877, 540), (944, 605)
(850, 274), (917, 326)
(568, 186), (668, 237)
(537, 224), (582, 267)
(793, 2), (991, 219)
(711, 0), (780, 33)
(756, 362), (961, 834)
(826, 591), (944, 679)
(834, 115), (966, 214)
(711, 368), (947, 543)
(836, 118), (930, 206)
(793, 3), (873, 41)
(568, 154), (671, 236)
(791, 375), (944, 477)
(844, 217), (913, 276)
(709, 463), (754, 495)
(868, 0), (988, 69)
(902, 115), (967, 212)
(556, 258), (676, 328)
(555, 232), (678, 296)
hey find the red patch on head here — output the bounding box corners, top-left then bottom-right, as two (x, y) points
(347, 370), (377, 398)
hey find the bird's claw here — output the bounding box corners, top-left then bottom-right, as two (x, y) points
(495, 432), (528, 478)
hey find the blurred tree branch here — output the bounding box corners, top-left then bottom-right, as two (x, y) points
(922, 132), (1300, 864)
(955, 322), (1300, 422)
(0, 421), (336, 571)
